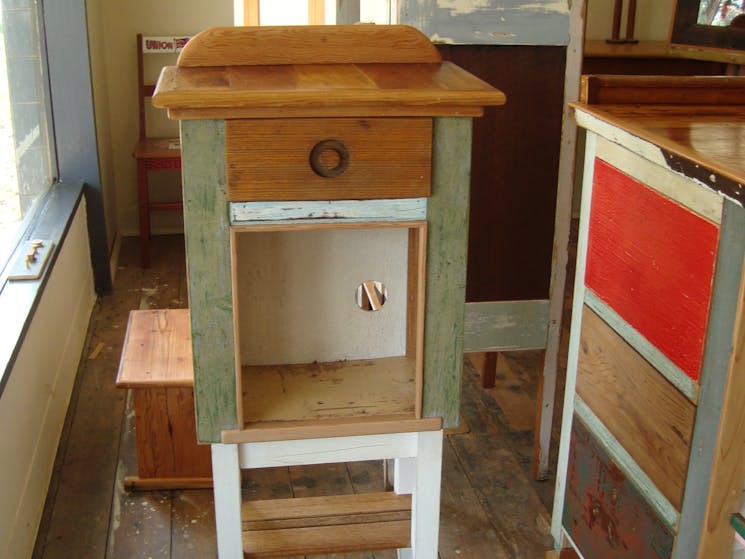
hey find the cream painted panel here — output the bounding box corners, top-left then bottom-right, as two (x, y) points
(0, 203), (96, 558)
(584, 0), (676, 41)
(234, 226), (409, 365)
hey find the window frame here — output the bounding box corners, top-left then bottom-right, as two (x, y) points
(0, 0), (111, 396)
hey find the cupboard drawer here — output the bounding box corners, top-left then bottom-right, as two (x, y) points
(226, 117), (432, 201)
(564, 416), (674, 559)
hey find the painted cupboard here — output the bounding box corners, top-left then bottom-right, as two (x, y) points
(153, 25), (504, 557)
(551, 75), (745, 559)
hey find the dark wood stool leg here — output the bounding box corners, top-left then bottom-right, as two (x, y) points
(136, 158), (151, 267)
(481, 351), (498, 388)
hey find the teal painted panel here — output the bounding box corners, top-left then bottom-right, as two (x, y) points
(230, 198), (427, 224)
(422, 117), (472, 429)
(463, 299), (549, 352)
(180, 119), (238, 443)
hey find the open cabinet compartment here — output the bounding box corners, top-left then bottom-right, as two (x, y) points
(230, 220), (427, 434)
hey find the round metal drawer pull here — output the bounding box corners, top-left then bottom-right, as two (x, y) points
(309, 139), (350, 178)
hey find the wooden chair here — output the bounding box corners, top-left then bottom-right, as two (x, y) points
(133, 33), (183, 267)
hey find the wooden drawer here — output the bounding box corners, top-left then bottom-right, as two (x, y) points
(576, 306), (695, 510)
(564, 416), (674, 559)
(585, 158), (719, 382)
(226, 117), (432, 201)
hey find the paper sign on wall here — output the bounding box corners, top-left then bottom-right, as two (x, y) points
(142, 36), (191, 53)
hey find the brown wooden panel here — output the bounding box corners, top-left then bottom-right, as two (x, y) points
(563, 416), (674, 559)
(226, 117), (431, 201)
(133, 387), (212, 479)
(437, 46), (566, 302)
(576, 306), (695, 510)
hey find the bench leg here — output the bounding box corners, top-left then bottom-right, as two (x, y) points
(212, 444), (243, 558)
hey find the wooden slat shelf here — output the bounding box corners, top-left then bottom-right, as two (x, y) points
(242, 492), (411, 558)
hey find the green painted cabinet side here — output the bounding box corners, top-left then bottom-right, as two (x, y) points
(180, 119), (238, 443)
(422, 117), (473, 429)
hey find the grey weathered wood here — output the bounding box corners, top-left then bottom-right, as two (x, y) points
(398, 0), (570, 46)
(422, 117), (472, 429)
(463, 299), (549, 353)
(674, 199), (745, 559)
(536, 0), (585, 482)
(551, 131), (598, 544)
(180, 119), (238, 443)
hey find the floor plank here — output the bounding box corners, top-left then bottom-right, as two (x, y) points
(33, 241), (143, 558)
(439, 439), (510, 559)
(108, 391), (173, 558)
(449, 433), (554, 559)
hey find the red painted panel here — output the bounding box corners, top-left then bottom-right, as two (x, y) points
(586, 159), (718, 382)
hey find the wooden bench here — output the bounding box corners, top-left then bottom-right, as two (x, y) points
(115, 308), (212, 490)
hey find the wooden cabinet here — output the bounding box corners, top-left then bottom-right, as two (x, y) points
(154, 25), (504, 557)
(551, 76), (745, 559)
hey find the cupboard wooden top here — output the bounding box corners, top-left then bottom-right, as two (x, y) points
(152, 25), (505, 119)
(572, 75), (745, 202)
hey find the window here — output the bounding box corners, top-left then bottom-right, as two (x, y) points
(0, 0), (54, 270)
(237, 0), (397, 26)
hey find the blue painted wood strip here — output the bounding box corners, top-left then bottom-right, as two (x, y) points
(574, 396), (680, 531)
(399, 0), (570, 46)
(584, 289), (699, 404)
(463, 299), (549, 352)
(421, 117), (472, 429)
(230, 198), (427, 224)
(180, 119), (238, 443)
(675, 200), (745, 559)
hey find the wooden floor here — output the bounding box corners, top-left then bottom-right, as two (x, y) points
(32, 235), (566, 559)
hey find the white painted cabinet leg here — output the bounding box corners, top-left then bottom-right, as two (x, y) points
(411, 430), (443, 559)
(394, 456), (416, 494)
(212, 444), (243, 558)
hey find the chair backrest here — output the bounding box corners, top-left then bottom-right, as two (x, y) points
(136, 34), (190, 140)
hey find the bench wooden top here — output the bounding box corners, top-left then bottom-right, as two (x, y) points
(152, 25), (506, 120)
(116, 309), (193, 388)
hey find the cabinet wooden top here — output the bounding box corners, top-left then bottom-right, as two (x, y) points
(573, 75), (745, 199)
(152, 25), (505, 119)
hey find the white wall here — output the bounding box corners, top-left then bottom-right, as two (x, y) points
(85, 0), (233, 239)
(0, 202), (96, 558)
(585, 0), (676, 41)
